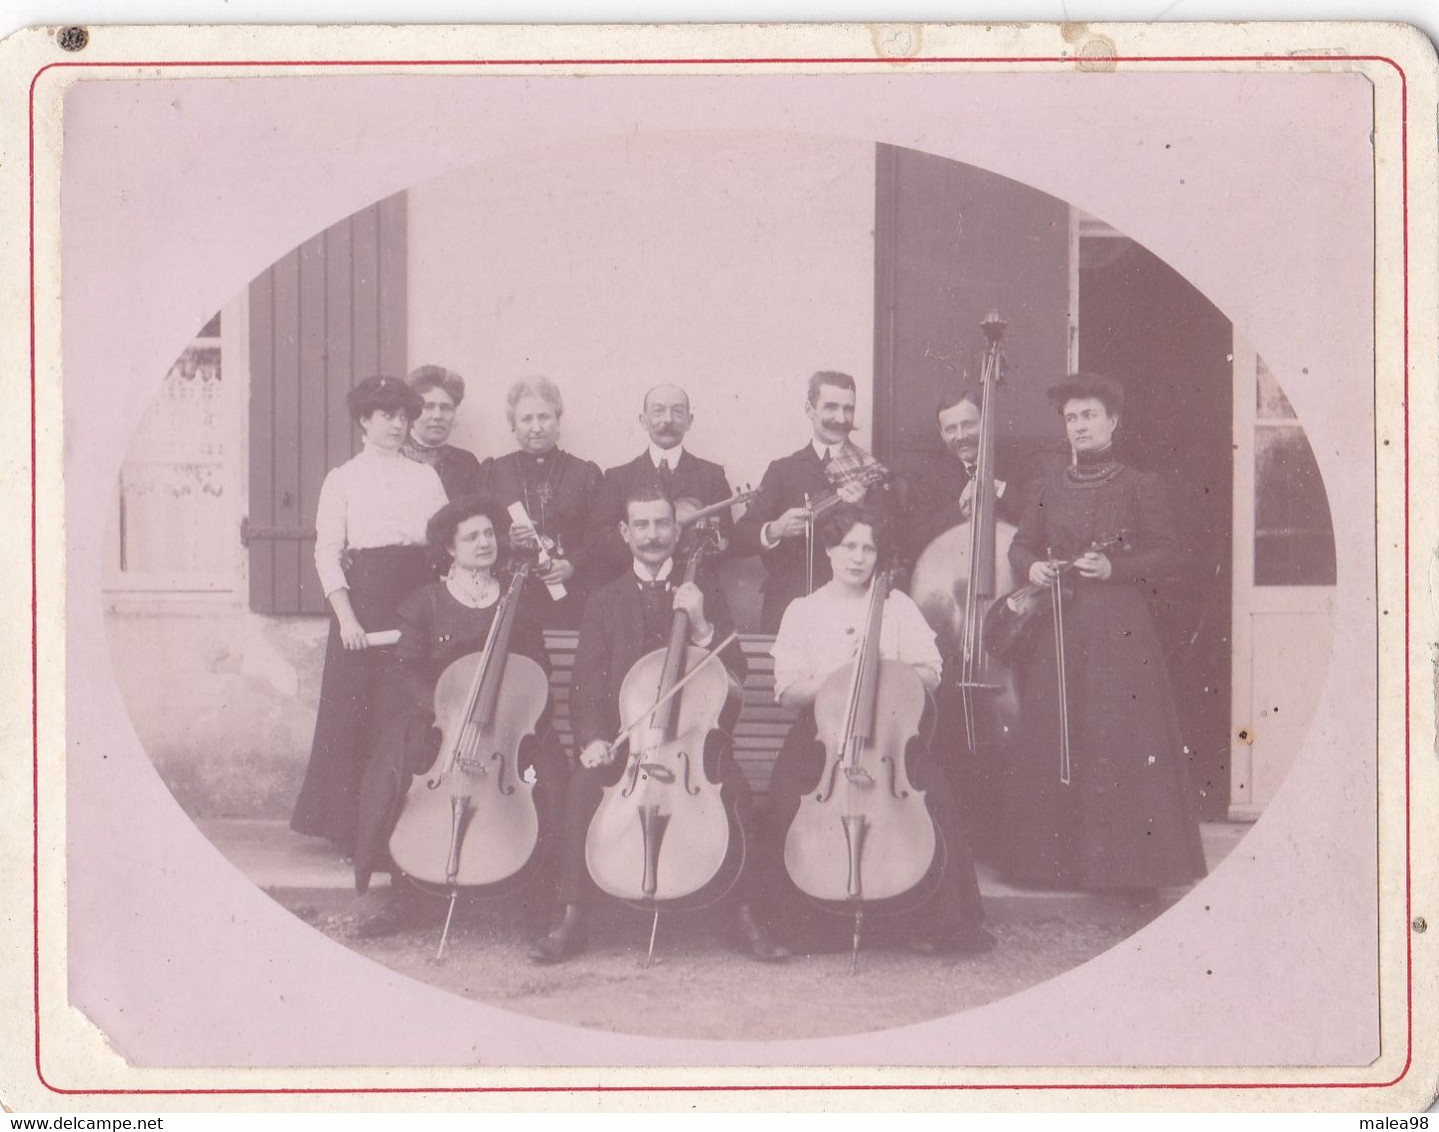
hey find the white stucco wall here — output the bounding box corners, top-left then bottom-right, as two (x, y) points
(406, 132), (878, 490)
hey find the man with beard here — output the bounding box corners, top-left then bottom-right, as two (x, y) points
(400, 366), (484, 501)
(529, 483), (786, 965)
(730, 371), (889, 632)
(586, 384), (733, 584)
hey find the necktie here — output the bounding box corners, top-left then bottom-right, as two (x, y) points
(656, 459), (673, 481)
(821, 447), (833, 466)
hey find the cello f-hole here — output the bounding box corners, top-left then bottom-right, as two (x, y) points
(813, 756), (844, 803)
(881, 754), (909, 800)
(677, 749), (700, 797)
(493, 751), (516, 796)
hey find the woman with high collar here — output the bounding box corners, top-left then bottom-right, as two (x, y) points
(399, 364), (484, 502)
(1003, 373), (1207, 895)
(291, 376), (449, 855)
(478, 376), (603, 630)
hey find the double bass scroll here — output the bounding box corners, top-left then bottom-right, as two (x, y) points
(907, 309), (1020, 754)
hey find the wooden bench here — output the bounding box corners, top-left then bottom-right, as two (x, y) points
(542, 631), (794, 800)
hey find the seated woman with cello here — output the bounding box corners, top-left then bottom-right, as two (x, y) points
(350, 494), (569, 934)
(762, 504), (995, 957)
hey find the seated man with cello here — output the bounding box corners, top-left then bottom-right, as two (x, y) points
(529, 482), (787, 964)
(761, 503), (994, 957)
(349, 495), (570, 934)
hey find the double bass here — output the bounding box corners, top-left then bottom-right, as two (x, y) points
(908, 310), (1020, 752)
(783, 569), (938, 964)
(584, 530), (741, 913)
(388, 563), (548, 951)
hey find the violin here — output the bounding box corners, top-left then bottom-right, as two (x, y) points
(388, 563), (547, 895)
(584, 533), (741, 905)
(673, 485), (763, 544)
(783, 570), (938, 958)
(909, 310), (1020, 753)
(983, 533), (1128, 663)
(806, 450), (888, 521)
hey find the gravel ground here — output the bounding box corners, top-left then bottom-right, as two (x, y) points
(277, 887), (1156, 1041)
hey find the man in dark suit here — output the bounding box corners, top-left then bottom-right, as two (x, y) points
(400, 365), (484, 501)
(730, 371), (889, 632)
(896, 383), (1030, 865)
(530, 484), (786, 965)
(585, 384), (733, 584)
(894, 383), (1028, 568)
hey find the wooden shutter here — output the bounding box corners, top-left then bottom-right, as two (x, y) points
(246, 193), (408, 614)
(872, 143), (1071, 466)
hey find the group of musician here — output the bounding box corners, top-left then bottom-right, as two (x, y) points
(290, 358), (1208, 964)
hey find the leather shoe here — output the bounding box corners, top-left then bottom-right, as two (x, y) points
(732, 903), (789, 963)
(529, 903), (587, 964)
(911, 926), (997, 956)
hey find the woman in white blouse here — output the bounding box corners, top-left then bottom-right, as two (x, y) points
(761, 504), (994, 956)
(291, 376), (450, 856)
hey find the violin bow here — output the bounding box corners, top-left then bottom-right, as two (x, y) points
(604, 630), (741, 755)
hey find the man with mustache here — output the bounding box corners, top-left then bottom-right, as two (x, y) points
(530, 483), (786, 965)
(585, 384), (733, 584)
(895, 383), (1031, 864)
(895, 384), (1027, 567)
(731, 371), (890, 632)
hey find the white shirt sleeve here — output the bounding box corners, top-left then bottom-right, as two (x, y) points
(885, 591), (943, 689)
(769, 600), (814, 702)
(313, 467), (349, 599)
(417, 465), (448, 538)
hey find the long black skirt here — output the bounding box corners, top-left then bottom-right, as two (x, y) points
(291, 546), (433, 852)
(1000, 583), (1208, 890)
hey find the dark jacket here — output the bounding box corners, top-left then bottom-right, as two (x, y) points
(586, 449), (733, 583)
(730, 443), (889, 629)
(568, 561), (746, 751)
(401, 440), (484, 503)
(478, 449), (603, 628)
(892, 447), (1028, 569)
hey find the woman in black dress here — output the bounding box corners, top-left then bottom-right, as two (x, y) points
(291, 376), (449, 855)
(352, 495), (570, 902)
(479, 376), (603, 629)
(1004, 374), (1207, 892)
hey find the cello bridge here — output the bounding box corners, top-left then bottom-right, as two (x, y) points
(456, 752), (489, 775)
(843, 766), (875, 787)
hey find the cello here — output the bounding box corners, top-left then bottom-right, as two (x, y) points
(388, 562), (548, 954)
(908, 310), (1020, 753)
(584, 528), (741, 927)
(783, 569), (939, 965)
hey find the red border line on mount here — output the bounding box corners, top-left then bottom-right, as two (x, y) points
(29, 51), (1411, 1097)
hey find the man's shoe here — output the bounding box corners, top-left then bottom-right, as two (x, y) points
(529, 903), (587, 964)
(732, 903), (789, 963)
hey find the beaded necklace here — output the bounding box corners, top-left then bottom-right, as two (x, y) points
(1065, 445), (1122, 485)
(445, 566), (500, 609)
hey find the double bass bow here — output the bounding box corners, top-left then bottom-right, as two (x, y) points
(909, 309), (1020, 753)
(584, 526), (742, 961)
(388, 562), (547, 958)
(782, 569), (939, 969)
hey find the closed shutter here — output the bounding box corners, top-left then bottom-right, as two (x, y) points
(246, 193), (408, 614)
